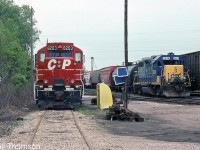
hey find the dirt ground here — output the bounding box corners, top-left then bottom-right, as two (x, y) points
(82, 96), (200, 150)
(0, 96), (200, 150)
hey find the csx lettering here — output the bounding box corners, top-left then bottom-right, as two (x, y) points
(48, 59), (71, 70)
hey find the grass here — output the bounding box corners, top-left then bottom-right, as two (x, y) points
(92, 124), (106, 132)
(75, 107), (93, 116)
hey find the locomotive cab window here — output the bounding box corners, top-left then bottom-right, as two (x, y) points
(75, 52), (81, 62)
(40, 52), (45, 62)
(163, 60), (178, 65)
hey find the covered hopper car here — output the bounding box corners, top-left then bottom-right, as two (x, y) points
(100, 66), (118, 90)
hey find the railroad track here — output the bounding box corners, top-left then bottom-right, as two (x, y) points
(26, 110), (46, 148)
(84, 88), (200, 105)
(26, 110), (93, 150)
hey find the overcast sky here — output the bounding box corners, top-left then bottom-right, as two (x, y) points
(14, 0), (200, 70)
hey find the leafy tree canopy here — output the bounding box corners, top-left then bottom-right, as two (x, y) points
(0, 0), (40, 88)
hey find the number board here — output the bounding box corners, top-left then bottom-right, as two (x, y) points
(162, 57), (170, 60)
(63, 46), (73, 50)
(173, 57), (179, 60)
(47, 46), (57, 50)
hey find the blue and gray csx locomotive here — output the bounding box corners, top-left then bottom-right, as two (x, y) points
(133, 53), (191, 97)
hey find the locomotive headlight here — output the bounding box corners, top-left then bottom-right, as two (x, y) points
(57, 64), (61, 68)
(44, 79), (48, 84)
(58, 60), (61, 64)
(71, 79), (74, 84)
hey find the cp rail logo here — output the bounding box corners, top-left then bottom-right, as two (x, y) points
(48, 59), (71, 70)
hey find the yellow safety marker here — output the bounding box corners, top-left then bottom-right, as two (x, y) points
(96, 83), (113, 110)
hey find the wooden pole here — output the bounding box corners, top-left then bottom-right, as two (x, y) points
(30, 7), (34, 97)
(124, 0), (128, 108)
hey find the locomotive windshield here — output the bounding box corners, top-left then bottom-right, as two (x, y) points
(48, 51), (72, 57)
(163, 60), (179, 65)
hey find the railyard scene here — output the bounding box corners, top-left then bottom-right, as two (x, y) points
(0, 0), (200, 150)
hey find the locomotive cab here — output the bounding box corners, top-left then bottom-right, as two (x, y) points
(34, 42), (84, 108)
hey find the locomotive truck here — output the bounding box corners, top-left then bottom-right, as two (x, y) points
(34, 42), (84, 108)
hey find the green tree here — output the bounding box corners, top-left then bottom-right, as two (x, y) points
(0, 0), (40, 88)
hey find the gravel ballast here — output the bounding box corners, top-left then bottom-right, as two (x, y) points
(0, 96), (199, 150)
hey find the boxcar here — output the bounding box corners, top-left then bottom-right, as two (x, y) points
(182, 51), (200, 91)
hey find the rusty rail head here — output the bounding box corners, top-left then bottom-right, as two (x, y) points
(71, 110), (93, 150)
(26, 110), (47, 147)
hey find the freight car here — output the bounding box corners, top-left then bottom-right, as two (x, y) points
(182, 51), (200, 92)
(86, 65), (137, 91)
(34, 42), (84, 108)
(83, 70), (100, 88)
(90, 70), (101, 88)
(133, 53), (191, 97)
(83, 71), (92, 87)
(100, 66), (118, 90)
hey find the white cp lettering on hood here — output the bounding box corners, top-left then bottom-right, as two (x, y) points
(48, 59), (71, 70)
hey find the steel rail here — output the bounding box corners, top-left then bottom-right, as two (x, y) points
(26, 110), (47, 147)
(71, 110), (93, 150)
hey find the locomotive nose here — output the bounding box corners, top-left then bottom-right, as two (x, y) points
(175, 85), (183, 92)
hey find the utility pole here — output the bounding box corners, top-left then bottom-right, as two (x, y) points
(30, 7), (34, 97)
(124, 0), (128, 108)
(91, 57), (94, 71)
